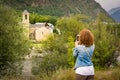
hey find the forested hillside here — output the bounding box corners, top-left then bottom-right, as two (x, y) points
(0, 0), (111, 18)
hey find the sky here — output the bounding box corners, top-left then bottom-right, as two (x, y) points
(95, 0), (120, 11)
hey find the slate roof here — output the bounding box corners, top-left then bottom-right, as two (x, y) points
(30, 23), (54, 30)
(23, 10), (29, 14)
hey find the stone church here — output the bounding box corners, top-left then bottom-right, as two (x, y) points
(22, 10), (54, 41)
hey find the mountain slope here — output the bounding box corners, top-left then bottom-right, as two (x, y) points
(0, 0), (110, 18)
(108, 7), (120, 22)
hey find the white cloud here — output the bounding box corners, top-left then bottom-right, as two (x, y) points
(95, 0), (120, 11)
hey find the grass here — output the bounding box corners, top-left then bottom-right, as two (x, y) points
(35, 68), (76, 80)
(94, 68), (120, 80)
(37, 67), (120, 80)
(1, 67), (120, 80)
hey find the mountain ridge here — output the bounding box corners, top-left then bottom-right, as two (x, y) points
(108, 7), (120, 22)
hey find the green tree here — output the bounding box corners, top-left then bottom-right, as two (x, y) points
(67, 36), (75, 67)
(55, 16), (88, 66)
(56, 16), (86, 39)
(29, 13), (57, 25)
(89, 18), (118, 68)
(0, 6), (29, 76)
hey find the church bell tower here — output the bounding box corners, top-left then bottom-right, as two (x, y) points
(22, 10), (30, 39)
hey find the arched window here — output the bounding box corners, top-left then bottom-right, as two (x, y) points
(25, 15), (27, 20)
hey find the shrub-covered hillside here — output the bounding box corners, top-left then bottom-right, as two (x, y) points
(0, 0), (111, 18)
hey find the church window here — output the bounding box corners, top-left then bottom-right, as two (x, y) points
(25, 15), (27, 20)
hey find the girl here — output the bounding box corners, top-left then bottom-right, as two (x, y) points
(73, 29), (95, 80)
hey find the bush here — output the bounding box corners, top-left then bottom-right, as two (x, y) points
(32, 51), (68, 76)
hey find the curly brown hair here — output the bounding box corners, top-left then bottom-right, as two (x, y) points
(79, 29), (94, 47)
